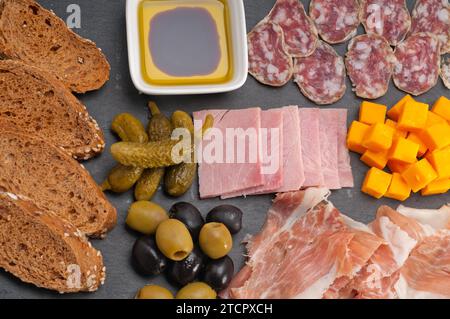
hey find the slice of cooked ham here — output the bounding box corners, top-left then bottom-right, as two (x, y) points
(336, 109), (354, 188)
(221, 108), (284, 198)
(319, 110), (341, 189)
(193, 108), (263, 199)
(299, 108), (324, 187)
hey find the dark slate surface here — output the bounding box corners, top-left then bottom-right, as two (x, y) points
(1, 0), (448, 299)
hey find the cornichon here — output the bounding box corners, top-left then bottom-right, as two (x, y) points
(147, 102), (173, 142)
(101, 164), (144, 193)
(171, 111), (194, 137)
(134, 102), (172, 200)
(112, 113), (148, 143)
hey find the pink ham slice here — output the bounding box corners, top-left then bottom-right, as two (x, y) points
(193, 108), (263, 199)
(221, 188), (383, 299)
(319, 109), (341, 190)
(336, 109), (354, 188)
(299, 108), (324, 187)
(221, 108), (284, 198)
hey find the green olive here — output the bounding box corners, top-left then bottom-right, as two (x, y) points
(176, 282), (217, 299)
(136, 285), (174, 299)
(199, 223), (232, 259)
(126, 201), (168, 235)
(156, 219), (193, 261)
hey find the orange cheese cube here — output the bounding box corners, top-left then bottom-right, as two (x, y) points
(362, 168), (392, 199)
(385, 173), (411, 201)
(347, 121), (370, 154)
(431, 96), (450, 121)
(359, 101), (387, 125)
(397, 100), (429, 132)
(421, 179), (450, 196)
(426, 147), (450, 179)
(406, 132), (428, 157)
(387, 95), (414, 121)
(362, 123), (395, 152)
(420, 123), (450, 151)
(388, 137), (419, 164)
(387, 160), (415, 174)
(361, 149), (389, 169)
(401, 159), (438, 193)
(385, 119), (408, 141)
(425, 111), (447, 127)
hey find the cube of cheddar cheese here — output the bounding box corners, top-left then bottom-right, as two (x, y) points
(387, 160), (415, 174)
(425, 111), (447, 127)
(397, 100), (429, 132)
(361, 149), (389, 169)
(421, 179), (450, 196)
(387, 95), (415, 121)
(385, 119), (407, 141)
(426, 147), (450, 179)
(362, 168), (392, 199)
(420, 123), (450, 151)
(347, 121), (370, 154)
(385, 173), (411, 201)
(359, 101), (387, 125)
(388, 137), (419, 164)
(406, 132), (428, 157)
(362, 123), (395, 152)
(432, 96), (450, 121)
(401, 159), (438, 193)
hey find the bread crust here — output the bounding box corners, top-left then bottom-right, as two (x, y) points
(0, 0), (110, 93)
(0, 130), (117, 237)
(0, 192), (105, 293)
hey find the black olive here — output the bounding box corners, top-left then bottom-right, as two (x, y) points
(206, 205), (243, 234)
(202, 256), (234, 291)
(132, 236), (167, 276)
(169, 202), (204, 239)
(166, 247), (204, 287)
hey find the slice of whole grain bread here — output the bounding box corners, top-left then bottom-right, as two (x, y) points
(0, 0), (110, 93)
(0, 59), (104, 160)
(0, 192), (105, 293)
(0, 130), (117, 238)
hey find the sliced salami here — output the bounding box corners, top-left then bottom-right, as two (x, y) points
(345, 34), (396, 99)
(267, 0), (319, 57)
(410, 0), (450, 54)
(393, 33), (441, 95)
(360, 0), (411, 46)
(441, 57), (450, 88)
(293, 41), (346, 105)
(309, 0), (360, 44)
(247, 22), (293, 87)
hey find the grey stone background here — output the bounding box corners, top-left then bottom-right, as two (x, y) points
(1, 0), (448, 298)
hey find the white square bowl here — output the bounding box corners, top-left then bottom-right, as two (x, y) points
(126, 0), (248, 95)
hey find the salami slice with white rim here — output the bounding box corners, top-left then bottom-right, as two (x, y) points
(309, 0), (360, 44)
(393, 33), (441, 95)
(360, 0), (411, 46)
(247, 21), (293, 87)
(293, 41), (346, 105)
(441, 57), (450, 88)
(267, 0), (319, 57)
(345, 34), (396, 99)
(410, 0), (450, 54)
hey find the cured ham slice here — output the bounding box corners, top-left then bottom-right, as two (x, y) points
(293, 41), (347, 105)
(360, 0), (411, 46)
(266, 0), (319, 57)
(410, 0), (450, 54)
(393, 33), (441, 96)
(299, 108), (324, 187)
(222, 188), (383, 299)
(309, 0), (360, 44)
(221, 109), (284, 198)
(248, 22), (293, 87)
(319, 110), (341, 190)
(345, 34), (396, 99)
(193, 108), (263, 199)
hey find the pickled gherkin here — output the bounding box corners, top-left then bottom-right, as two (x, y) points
(111, 113), (148, 143)
(147, 102), (173, 142)
(134, 168), (165, 201)
(101, 164), (144, 193)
